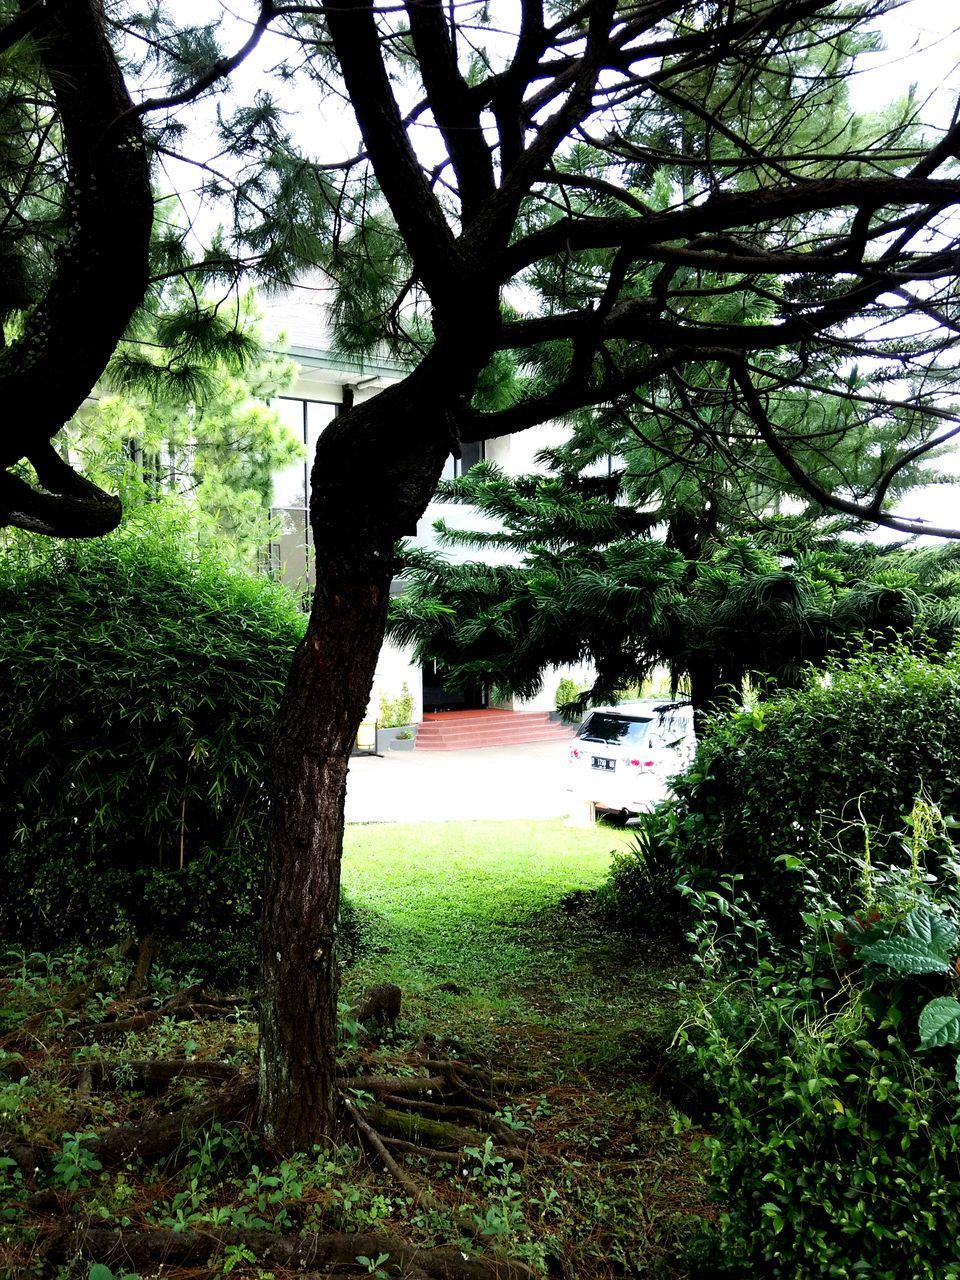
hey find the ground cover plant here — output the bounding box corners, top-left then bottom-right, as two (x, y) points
(0, 819), (708, 1279)
(678, 798), (960, 1278)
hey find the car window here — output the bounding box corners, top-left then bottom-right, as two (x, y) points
(650, 708), (693, 749)
(577, 713), (652, 746)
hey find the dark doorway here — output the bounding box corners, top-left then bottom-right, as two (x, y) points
(422, 658), (486, 712)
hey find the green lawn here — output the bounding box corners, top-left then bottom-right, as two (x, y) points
(342, 818), (623, 997)
(341, 819), (709, 1276)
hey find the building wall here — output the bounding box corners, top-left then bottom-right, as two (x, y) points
(261, 287), (595, 725)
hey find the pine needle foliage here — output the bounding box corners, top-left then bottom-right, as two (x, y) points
(390, 462), (960, 717)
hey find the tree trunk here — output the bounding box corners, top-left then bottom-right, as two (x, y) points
(257, 372), (455, 1151)
(257, 563), (393, 1148)
(688, 657), (724, 734)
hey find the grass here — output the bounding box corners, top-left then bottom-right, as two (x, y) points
(341, 819), (712, 1275)
(342, 819), (620, 995)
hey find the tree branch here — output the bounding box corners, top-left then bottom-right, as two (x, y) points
(404, 0), (495, 222)
(320, 0), (462, 305)
(0, 0), (154, 534)
(729, 360), (960, 540)
(498, 177), (960, 280)
(111, 1), (276, 129)
(461, 350), (680, 441)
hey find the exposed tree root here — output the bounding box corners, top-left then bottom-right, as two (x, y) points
(343, 1094), (439, 1210)
(360, 1103), (524, 1168)
(380, 1136), (464, 1166)
(57, 1050), (520, 1179)
(338, 1074), (450, 1096)
(361, 1102), (485, 1153)
(69, 1058), (239, 1091)
(40, 1225), (537, 1279)
(74, 987), (246, 1040)
(420, 1061), (521, 1096)
(72, 1064), (93, 1128)
(380, 1094), (525, 1149)
(17, 1187), (78, 1216)
(1, 980), (101, 1049)
(86, 1077), (257, 1167)
(449, 1079), (500, 1117)
(0, 1131), (45, 1186)
(337, 1050), (530, 1187)
(9, 991), (540, 1280)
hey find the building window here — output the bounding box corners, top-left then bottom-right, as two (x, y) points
(440, 438), (485, 483)
(269, 397), (338, 590)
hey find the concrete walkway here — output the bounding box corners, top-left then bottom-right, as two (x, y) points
(344, 738), (576, 824)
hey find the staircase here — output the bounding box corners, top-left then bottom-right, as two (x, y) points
(415, 708), (575, 751)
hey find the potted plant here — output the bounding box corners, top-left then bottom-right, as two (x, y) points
(377, 682), (417, 749)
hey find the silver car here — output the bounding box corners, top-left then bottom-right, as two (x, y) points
(566, 700), (695, 817)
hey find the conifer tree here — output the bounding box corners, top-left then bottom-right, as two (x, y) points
(390, 458), (960, 720)
(72, 286), (302, 567)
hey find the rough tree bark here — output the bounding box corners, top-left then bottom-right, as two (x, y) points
(0, 0), (153, 536)
(257, 360), (475, 1150)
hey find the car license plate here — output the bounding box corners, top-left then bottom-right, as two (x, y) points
(591, 757), (615, 771)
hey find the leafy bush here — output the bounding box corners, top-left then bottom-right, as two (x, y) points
(680, 806), (960, 1278)
(671, 649), (960, 941)
(377, 682), (413, 728)
(0, 518), (306, 985)
(554, 676), (583, 713)
(594, 809), (688, 935)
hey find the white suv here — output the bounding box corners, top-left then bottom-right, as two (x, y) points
(566, 700), (695, 817)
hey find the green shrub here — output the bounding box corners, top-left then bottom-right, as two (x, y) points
(594, 809), (689, 935)
(680, 812), (960, 1279)
(0, 519), (306, 986)
(377, 681), (413, 728)
(554, 676), (582, 712)
(671, 649), (960, 942)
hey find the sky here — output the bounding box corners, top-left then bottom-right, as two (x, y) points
(850, 0), (959, 118)
(849, 3), (960, 535)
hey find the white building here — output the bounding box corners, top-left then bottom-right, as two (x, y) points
(260, 278), (592, 732)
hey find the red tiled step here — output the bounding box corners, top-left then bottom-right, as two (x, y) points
(416, 729), (574, 751)
(421, 709), (525, 723)
(418, 711), (555, 734)
(417, 721), (570, 742)
(415, 709), (575, 751)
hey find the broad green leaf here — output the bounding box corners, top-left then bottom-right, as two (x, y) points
(919, 998), (960, 1048)
(860, 936), (953, 975)
(904, 907), (959, 955)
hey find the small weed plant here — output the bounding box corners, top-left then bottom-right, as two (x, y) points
(52, 1133), (104, 1191)
(88, 1266), (141, 1280)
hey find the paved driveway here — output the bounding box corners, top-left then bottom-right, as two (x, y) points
(344, 739), (575, 824)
